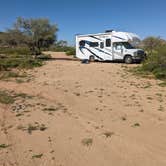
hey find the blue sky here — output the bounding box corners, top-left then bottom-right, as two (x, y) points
(0, 0), (165, 45)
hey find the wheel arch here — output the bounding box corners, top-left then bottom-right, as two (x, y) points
(123, 54), (132, 61)
(123, 54), (133, 64)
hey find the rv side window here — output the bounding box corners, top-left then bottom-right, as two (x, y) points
(89, 42), (99, 47)
(113, 43), (123, 50)
(100, 42), (104, 49)
(79, 40), (85, 47)
(106, 39), (111, 47)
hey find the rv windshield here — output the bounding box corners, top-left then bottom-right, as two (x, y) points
(122, 42), (135, 49)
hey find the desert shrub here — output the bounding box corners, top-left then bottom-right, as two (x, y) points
(48, 45), (66, 52)
(18, 58), (43, 68)
(0, 47), (31, 55)
(49, 45), (75, 56)
(65, 47), (75, 56)
(141, 44), (166, 79)
(0, 91), (15, 104)
(0, 71), (23, 80)
(0, 56), (43, 70)
(0, 47), (49, 70)
(36, 54), (52, 60)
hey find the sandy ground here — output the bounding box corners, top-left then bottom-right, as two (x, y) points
(0, 52), (166, 166)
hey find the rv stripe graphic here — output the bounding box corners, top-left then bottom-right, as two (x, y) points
(112, 36), (125, 40)
(94, 48), (112, 56)
(79, 46), (103, 60)
(89, 36), (102, 41)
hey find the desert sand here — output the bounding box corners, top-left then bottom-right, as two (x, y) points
(0, 52), (166, 166)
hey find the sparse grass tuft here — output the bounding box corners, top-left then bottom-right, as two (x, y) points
(32, 153), (43, 159)
(0, 144), (10, 149)
(74, 92), (80, 96)
(14, 92), (31, 99)
(128, 66), (153, 78)
(0, 91), (15, 104)
(142, 83), (152, 89)
(27, 124), (38, 134)
(43, 107), (58, 112)
(15, 113), (24, 117)
(18, 123), (47, 134)
(132, 123), (140, 127)
(16, 79), (25, 83)
(156, 93), (162, 97)
(158, 82), (166, 87)
(17, 124), (26, 130)
(103, 131), (114, 138)
(147, 96), (153, 100)
(158, 105), (164, 112)
(36, 54), (52, 60)
(81, 138), (93, 146)
(0, 90), (32, 105)
(39, 124), (47, 131)
(121, 116), (127, 121)
(0, 71), (27, 80)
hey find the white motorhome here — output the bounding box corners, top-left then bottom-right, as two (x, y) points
(76, 30), (146, 63)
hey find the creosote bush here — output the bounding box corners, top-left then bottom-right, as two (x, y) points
(0, 56), (43, 70)
(133, 37), (166, 80)
(142, 44), (166, 79)
(0, 47), (45, 71)
(0, 91), (15, 104)
(48, 45), (76, 56)
(0, 47), (31, 55)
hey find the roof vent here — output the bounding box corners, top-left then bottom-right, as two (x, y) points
(105, 30), (114, 33)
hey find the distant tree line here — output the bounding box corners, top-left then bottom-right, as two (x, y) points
(0, 17), (165, 79)
(0, 17), (75, 56)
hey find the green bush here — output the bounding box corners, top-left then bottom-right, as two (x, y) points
(141, 44), (166, 79)
(0, 91), (15, 104)
(0, 57), (43, 70)
(49, 45), (76, 56)
(0, 47), (54, 70)
(65, 47), (75, 56)
(19, 58), (43, 68)
(49, 45), (68, 52)
(36, 54), (52, 60)
(0, 47), (31, 55)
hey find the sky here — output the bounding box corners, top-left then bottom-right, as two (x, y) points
(0, 0), (166, 45)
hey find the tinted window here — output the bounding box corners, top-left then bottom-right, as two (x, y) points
(100, 42), (104, 49)
(79, 40), (85, 47)
(106, 39), (111, 47)
(113, 42), (135, 49)
(113, 43), (123, 50)
(89, 42), (99, 47)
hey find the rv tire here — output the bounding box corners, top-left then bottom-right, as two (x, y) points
(124, 55), (133, 64)
(89, 55), (95, 62)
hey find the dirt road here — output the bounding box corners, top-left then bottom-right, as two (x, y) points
(0, 52), (166, 166)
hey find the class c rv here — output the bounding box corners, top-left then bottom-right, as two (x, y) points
(75, 30), (146, 64)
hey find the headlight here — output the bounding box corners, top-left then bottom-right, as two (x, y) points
(137, 50), (145, 56)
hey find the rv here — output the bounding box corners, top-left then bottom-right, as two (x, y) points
(75, 30), (146, 64)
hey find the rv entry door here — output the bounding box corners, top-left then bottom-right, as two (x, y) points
(113, 42), (123, 60)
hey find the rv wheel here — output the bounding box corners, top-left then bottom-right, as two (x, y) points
(124, 55), (133, 64)
(89, 55), (95, 62)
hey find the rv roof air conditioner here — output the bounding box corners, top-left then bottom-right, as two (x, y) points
(105, 30), (114, 33)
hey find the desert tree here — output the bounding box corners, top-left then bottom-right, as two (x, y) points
(56, 40), (68, 47)
(14, 17), (58, 55)
(141, 36), (165, 55)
